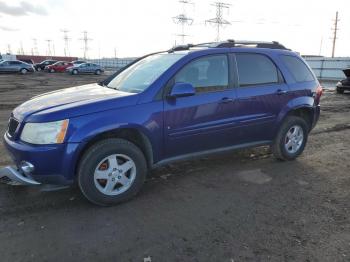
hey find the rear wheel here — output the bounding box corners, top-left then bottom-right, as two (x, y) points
(37, 67), (42, 71)
(78, 138), (147, 206)
(50, 68), (55, 73)
(272, 116), (308, 161)
(20, 68), (28, 74)
(95, 69), (101, 75)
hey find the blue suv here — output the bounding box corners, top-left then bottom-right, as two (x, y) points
(0, 40), (322, 205)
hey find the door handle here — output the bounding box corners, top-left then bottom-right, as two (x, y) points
(220, 97), (234, 103)
(276, 89), (288, 95)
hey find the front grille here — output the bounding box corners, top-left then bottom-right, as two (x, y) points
(7, 118), (19, 137)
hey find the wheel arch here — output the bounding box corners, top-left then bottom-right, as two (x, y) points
(74, 127), (154, 178)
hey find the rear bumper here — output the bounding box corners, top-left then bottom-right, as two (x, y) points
(311, 104), (321, 129)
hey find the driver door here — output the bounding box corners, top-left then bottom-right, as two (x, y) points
(163, 54), (237, 158)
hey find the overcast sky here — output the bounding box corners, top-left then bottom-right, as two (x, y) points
(0, 0), (349, 58)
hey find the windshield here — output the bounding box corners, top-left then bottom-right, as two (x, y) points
(107, 53), (185, 93)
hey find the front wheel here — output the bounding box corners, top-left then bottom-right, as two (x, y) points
(78, 138), (147, 206)
(272, 116), (309, 161)
(72, 69), (78, 75)
(20, 68), (28, 74)
(95, 69), (101, 75)
(50, 69), (55, 73)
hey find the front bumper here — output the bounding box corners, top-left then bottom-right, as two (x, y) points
(336, 83), (350, 90)
(3, 134), (80, 185)
(0, 166), (40, 186)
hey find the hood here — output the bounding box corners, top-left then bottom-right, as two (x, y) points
(343, 69), (350, 78)
(13, 83), (137, 122)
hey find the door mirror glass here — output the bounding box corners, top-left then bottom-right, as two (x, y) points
(169, 82), (195, 98)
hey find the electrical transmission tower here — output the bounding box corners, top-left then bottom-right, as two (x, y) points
(32, 38), (39, 55)
(206, 2), (231, 42)
(80, 31), (92, 59)
(172, 0), (194, 44)
(46, 39), (53, 56)
(331, 11), (339, 58)
(61, 29), (71, 56)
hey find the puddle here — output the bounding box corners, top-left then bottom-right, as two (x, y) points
(236, 169), (272, 184)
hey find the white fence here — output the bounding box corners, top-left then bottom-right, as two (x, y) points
(304, 57), (350, 80)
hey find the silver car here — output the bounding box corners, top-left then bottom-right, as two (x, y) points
(67, 63), (104, 75)
(0, 60), (35, 74)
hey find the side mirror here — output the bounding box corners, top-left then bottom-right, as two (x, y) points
(169, 82), (195, 98)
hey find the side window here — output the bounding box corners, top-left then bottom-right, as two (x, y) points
(281, 55), (315, 82)
(236, 53), (279, 87)
(174, 55), (228, 93)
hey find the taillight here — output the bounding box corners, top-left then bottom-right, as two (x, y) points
(313, 85), (323, 104)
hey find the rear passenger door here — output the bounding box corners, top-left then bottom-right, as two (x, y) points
(233, 53), (290, 143)
(164, 54), (237, 158)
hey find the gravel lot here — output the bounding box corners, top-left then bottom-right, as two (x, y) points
(0, 73), (349, 262)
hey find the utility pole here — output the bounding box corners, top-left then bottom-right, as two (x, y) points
(172, 0), (194, 44)
(7, 44), (12, 54)
(46, 39), (52, 56)
(331, 11), (339, 58)
(79, 31), (92, 59)
(32, 38), (39, 55)
(19, 42), (25, 55)
(61, 29), (70, 56)
(206, 2), (231, 42)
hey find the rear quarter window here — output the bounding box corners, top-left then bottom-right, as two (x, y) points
(281, 55), (315, 82)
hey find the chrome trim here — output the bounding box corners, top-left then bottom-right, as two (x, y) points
(0, 166), (40, 185)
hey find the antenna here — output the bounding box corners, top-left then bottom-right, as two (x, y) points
(331, 11), (339, 58)
(61, 29), (70, 56)
(32, 38), (39, 55)
(172, 0), (194, 44)
(205, 2), (231, 42)
(46, 39), (52, 56)
(79, 31), (92, 59)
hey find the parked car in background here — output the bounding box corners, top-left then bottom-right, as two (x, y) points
(19, 59), (34, 65)
(46, 61), (73, 73)
(0, 60), (35, 74)
(72, 60), (86, 65)
(336, 68), (350, 94)
(34, 60), (58, 71)
(66, 63), (104, 75)
(0, 40), (322, 206)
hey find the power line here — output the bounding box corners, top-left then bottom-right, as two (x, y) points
(331, 11), (339, 58)
(79, 31), (92, 59)
(205, 2), (231, 42)
(61, 29), (71, 56)
(172, 0), (194, 44)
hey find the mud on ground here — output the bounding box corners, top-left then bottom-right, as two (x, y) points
(0, 73), (349, 261)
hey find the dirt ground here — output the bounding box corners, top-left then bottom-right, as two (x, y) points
(0, 73), (349, 262)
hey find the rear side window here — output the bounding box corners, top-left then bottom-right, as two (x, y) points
(235, 53), (279, 87)
(175, 55), (228, 93)
(281, 55), (314, 82)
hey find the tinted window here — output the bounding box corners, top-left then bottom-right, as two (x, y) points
(175, 55), (228, 93)
(281, 55), (314, 82)
(236, 53), (279, 87)
(9, 61), (22, 65)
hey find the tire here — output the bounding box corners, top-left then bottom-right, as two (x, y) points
(95, 69), (101, 75)
(20, 68), (28, 75)
(272, 116), (309, 161)
(336, 87), (344, 94)
(50, 69), (55, 73)
(37, 67), (42, 71)
(78, 138), (147, 206)
(72, 69), (78, 75)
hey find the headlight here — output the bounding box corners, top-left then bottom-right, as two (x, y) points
(20, 119), (69, 144)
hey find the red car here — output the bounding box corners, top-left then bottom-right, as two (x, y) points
(46, 61), (73, 73)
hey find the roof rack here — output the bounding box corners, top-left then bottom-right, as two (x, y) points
(168, 40), (289, 52)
